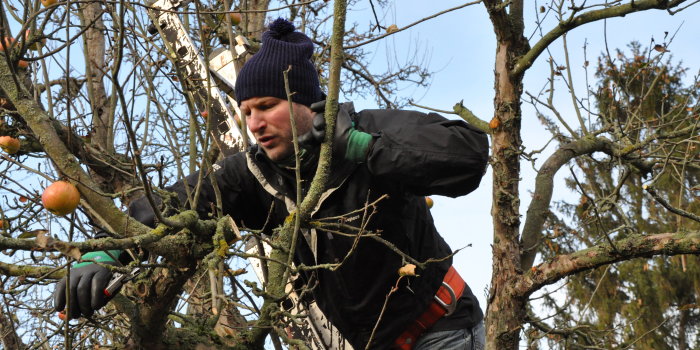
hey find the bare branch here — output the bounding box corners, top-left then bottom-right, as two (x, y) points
(516, 230), (700, 297)
(513, 0), (690, 76)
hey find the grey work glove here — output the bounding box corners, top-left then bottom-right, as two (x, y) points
(53, 251), (120, 319)
(298, 101), (373, 163)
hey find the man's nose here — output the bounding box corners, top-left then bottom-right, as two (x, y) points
(246, 111), (266, 134)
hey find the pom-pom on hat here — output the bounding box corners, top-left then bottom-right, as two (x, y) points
(234, 18), (323, 107)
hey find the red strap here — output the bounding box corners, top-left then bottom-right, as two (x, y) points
(393, 266), (466, 350)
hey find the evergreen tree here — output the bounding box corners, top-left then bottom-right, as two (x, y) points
(540, 42), (700, 349)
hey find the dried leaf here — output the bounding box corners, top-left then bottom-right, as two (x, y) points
(53, 241), (82, 260)
(229, 268), (247, 276)
(398, 263), (416, 277)
(386, 24), (399, 34)
(35, 230), (53, 247)
(653, 44), (669, 53)
(35, 231), (81, 259)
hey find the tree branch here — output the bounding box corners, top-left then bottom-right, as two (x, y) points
(519, 130), (680, 271)
(453, 101), (490, 133)
(513, 0), (689, 76)
(0, 261), (65, 279)
(343, 1), (482, 50)
(516, 230), (700, 297)
(0, 60), (148, 239)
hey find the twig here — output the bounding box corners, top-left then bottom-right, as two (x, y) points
(344, 1), (482, 49)
(283, 65), (302, 286)
(365, 275), (404, 349)
(644, 186), (700, 223)
(408, 101), (456, 115)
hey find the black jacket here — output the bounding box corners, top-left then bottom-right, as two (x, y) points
(131, 103), (490, 349)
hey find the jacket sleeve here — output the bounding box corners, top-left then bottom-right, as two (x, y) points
(360, 109), (489, 197)
(128, 154), (249, 228)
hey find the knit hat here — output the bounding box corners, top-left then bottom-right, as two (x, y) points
(234, 18), (323, 107)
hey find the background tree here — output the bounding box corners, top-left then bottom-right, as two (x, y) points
(530, 43), (700, 349)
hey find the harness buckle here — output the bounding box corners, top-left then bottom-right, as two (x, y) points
(434, 281), (457, 316)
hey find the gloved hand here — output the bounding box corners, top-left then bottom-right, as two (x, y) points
(53, 250), (121, 319)
(298, 101), (373, 163)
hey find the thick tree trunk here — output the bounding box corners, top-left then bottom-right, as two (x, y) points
(241, 0), (271, 41)
(79, 1), (113, 154)
(484, 26), (529, 349)
(130, 266), (197, 348)
(78, 1), (141, 204)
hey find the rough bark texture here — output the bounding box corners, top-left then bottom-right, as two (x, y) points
(482, 0), (531, 347)
(486, 33), (530, 350)
(80, 2), (113, 154)
(241, 0), (272, 41)
(79, 1), (140, 204)
(516, 231), (700, 296)
(130, 266), (198, 348)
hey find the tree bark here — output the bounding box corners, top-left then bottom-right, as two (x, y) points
(241, 0), (271, 41)
(483, 0), (530, 347)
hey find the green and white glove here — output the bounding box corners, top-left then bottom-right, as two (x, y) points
(53, 250), (122, 319)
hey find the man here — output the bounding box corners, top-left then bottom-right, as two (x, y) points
(54, 18), (489, 349)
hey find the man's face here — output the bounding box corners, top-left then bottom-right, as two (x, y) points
(240, 97), (314, 162)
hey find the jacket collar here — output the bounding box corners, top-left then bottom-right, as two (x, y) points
(247, 144), (357, 206)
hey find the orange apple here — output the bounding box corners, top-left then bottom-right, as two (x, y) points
(16, 60), (29, 69)
(41, 0), (58, 7)
(425, 196), (434, 209)
(0, 136), (20, 154)
(42, 181), (81, 216)
(229, 12), (242, 26)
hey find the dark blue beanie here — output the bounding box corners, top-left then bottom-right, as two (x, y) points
(234, 18), (323, 107)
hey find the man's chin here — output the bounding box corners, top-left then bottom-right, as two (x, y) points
(263, 148), (290, 163)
